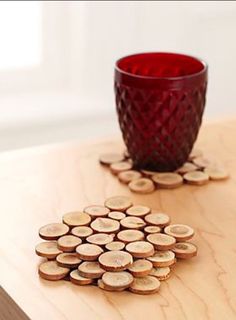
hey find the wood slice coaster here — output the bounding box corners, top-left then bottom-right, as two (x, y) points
(71, 226), (93, 239)
(117, 229), (144, 243)
(176, 162), (198, 175)
(164, 224), (194, 241)
(35, 241), (62, 259)
(76, 243), (104, 261)
(120, 216), (146, 230)
(126, 241), (154, 258)
(183, 171), (209, 185)
(108, 211), (126, 220)
(39, 223), (69, 240)
(56, 253), (81, 268)
(152, 173), (183, 189)
(110, 161), (132, 174)
(126, 205), (151, 217)
(105, 241), (125, 251)
(141, 170), (159, 176)
(104, 196), (133, 212)
(118, 170), (142, 184)
(144, 226), (161, 234)
(124, 149), (130, 159)
(192, 156), (214, 169)
(38, 261), (69, 281)
(86, 233), (114, 246)
(57, 235), (82, 252)
(99, 153), (124, 165)
(129, 276), (160, 295)
(102, 271), (133, 289)
(62, 212), (91, 227)
(204, 167), (229, 180)
(147, 251), (176, 267)
(144, 213), (170, 227)
(70, 270), (93, 285)
(78, 261), (106, 279)
(188, 148), (203, 160)
(90, 218), (120, 234)
(128, 259), (153, 277)
(149, 267), (171, 280)
(172, 242), (198, 259)
(97, 279), (126, 292)
(147, 233), (176, 250)
(83, 205), (110, 218)
(98, 250), (133, 271)
(128, 178), (155, 194)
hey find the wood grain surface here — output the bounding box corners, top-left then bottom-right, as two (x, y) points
(0, 120), (236, 320)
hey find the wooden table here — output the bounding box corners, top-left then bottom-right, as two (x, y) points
(1, 120), (236, 320)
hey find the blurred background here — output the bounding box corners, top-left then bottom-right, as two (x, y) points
(0, 1), (236, 151)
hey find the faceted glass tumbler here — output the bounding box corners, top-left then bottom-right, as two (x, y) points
(114, 52), (208, 171)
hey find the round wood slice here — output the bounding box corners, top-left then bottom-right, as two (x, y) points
(124, 149), (130, 159)
(102, 271), (133, 289)
(76, 243), (104, 261)
(172, 242), (198, 259)
(128, 259), (153, 277)
(118, 170), (142, 184)
(35, 241), (62, 259)
(78, 261), (106, 279)
(129, 276), (160, 295)
(144, 226), (161, 234)
(147, 250), (176, 267)
(120, 216), (146, 230)
(147, 233), (176, 250)
(71, 226), (93, 239)
(97, 279), (125, 292)
(110, 161), (132, 174)
(39, 223), (69, 240)
(90, 218), (120, 233)
(192, 156), (214, 169)
(38, 261), (69, 281)
(104, 196), (133, 212)
(128, 178), (155, 194)
(56, 253), (81, 268)
(188, 148), (203, 160)
(126, 205), (151, 217)
(149, 267), (171, 280)
(126, 241), (154, 258)
(144, 213), (170, 227)
(108, 211), (126, 220)
(176, 162), (198, 175)
(105, 241), (125, 251)
(204, 167), (229, 181)
(62, 212), (91, 227)
(152, 173), (183, 189)
(98, 250), (133, 271)
(86, 233), (114, 246)
(83, 205), (110, 218)
(57, 235), (82, 252)
(99, 153), (124, 165)
(70, 269), (93, 285)
(117, 229), (144, 243)
(141, 169), (159, 176)
(164, 224), (194, 241)
(183, 171), (209, 185)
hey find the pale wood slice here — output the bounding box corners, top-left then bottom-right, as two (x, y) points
(149, 267), (171, 280)
(83, 205), (110, 218)
(147, 233), (176, 250)
(117, 229), (144, 243)
(76, 243), (104, 261)
(102, 271), (133, 289)
(99, 153), (124, 165)
(192, 156), (215, 169)
(128, 178), (155, 194)
(118, 170), (142, 184)
(57, 235), (82, 252)
(108, 211), (126, 220)
(97, 279), (126, 292)
(71, 226), (93, 239)
(188, 148), (203, 160)
(172, 242), (198, 259)
(90, 218), (120, 233)
(141, 170), (159, 176)
(144, 226), (161, 234)
(176, 162), (198, 174)
(120, 216), (146, 230)
(144, 213), (170, 227)
(104, 196), (133, 211)
(78, 261), (106, 279)
(123, 149), (130, 159)
(129, 276), (160, 295)
(110, 161), (133, 174)
(126, 241), (154, 258)
(70, 269), (93, 285)
(105, 241), (125, 251)
(164, 224), (194, 241)
(98, 250), (133, 271)
(152, 173), (183, 189)
(86, 233), (114, 246)
(147, 251), (176, 267)
(56, 253), (81, 268)
(62, 211), (91, 227)
(126, 205), (151, 217)
(39, 223), (69, 240)
(204, 167), (229, 181)
(183, 171), (209, 185)
(35, 241), (62, 259)
(38, 261), (69, 281)
(128, 259), (153, 277)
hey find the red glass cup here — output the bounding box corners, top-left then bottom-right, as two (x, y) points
(115, 52), (208, 171)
